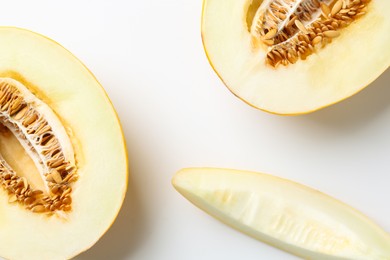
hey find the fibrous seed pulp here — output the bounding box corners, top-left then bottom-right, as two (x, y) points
(0, 78), (77, 215)
(250, 0), (370, 67)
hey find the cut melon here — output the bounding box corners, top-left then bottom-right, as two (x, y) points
(0, 27), (127, 259)
(202, 0), (390, 114)
(173, 168), (390, 259)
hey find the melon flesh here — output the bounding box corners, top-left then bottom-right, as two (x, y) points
(0, 27), (127, 260)
(173, 168), (390, 259)
(202, 0), (390, 114)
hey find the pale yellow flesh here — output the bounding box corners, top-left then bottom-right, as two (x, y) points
(0, 125), (45, 191)
(173, 168), (390, 259)
(0, 27), (127, 260)
(202, 0), (390, 114)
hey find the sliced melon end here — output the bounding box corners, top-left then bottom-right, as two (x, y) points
(173, 167), (390, 259)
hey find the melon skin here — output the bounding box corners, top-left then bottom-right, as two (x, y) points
(0, 27), (128, 260)
(202, 0), (390, 115)
(173, 168), (390, 259)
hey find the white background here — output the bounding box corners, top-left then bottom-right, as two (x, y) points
(1, 1), (389, 259)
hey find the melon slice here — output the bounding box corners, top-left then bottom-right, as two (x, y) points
(0, 27), (127, 259)
(173, 168), (390, 259)
(202, 0), (390, 114)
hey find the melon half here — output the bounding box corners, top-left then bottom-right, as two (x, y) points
(202, 0), (390, 114)
(0, 27), (127, 259)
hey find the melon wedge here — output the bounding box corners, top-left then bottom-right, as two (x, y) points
(0, 27), (127, 259)
(173, 168), (390, 259)
(202, 0), (390, 114)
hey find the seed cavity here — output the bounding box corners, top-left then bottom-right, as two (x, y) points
(249, 0), (370, 67)
(0, 78), (77, 215)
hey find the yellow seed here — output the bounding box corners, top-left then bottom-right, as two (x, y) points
(276, 12), (286, 20)
(312, 36), (323, 45)
(262, 29), (277, 40)
(287, 53), (296, 64)
(31, 190), (44, 197)
(22, 112), (38, 126)
(287, 16), (297, 29)
(50, 157), (65, 168)
(53, 201), (61, 209)
(321, 3), (330, 17)
(62, 197), (72, 205)
(262, 39), (274, 46)
(331, 0), (343, 16)
(8, 194), (17, 203)
(295, 20), (308, 34)
(355, 11), (366, 17)
(21, 177), (28, 189)
(46, 174), (54, 182)
(32, 205), (46, 213)
(323, 30), (340, 38)
(51, 170), (62, 184)
(63, 187), (72, 196)
(24, 197), (35, 205)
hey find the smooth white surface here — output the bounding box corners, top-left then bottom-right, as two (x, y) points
(0, 1), (389, 260)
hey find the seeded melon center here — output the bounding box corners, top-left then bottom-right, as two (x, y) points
(0, 124), (45, 191)
(0, 78), (77, 215)
(248, 0), (370, 67)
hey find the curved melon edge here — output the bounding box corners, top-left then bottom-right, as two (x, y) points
(172, 167), (390, 259)
(48, 24), (130, 257)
